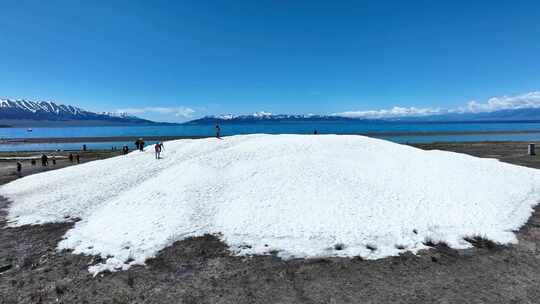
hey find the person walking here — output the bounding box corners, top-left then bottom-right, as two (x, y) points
(139, 138), (145, 151)
(135, 139), (140, 151)
(215, 124), (221, 138)
(75, 154), (80, 164)
(41, 154), (48, 166)
(68, 153), (74, 163)
(16, 161), (22, 177)
(154, 142), (162, 159)
(122, 145), (129, 155)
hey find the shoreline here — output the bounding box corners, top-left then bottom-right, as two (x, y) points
(2, 129), (540, 144)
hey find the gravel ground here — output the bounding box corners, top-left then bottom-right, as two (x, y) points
(0, 150), (124, 185)
(1, 141), (540, 304)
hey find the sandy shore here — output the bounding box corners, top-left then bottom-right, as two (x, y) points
(1, 136), (208, 144)
(0, 141), (539, 303)
(0, 150), (124, 185)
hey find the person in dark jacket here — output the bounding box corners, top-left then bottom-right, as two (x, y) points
(75, 154), (80, 164)
(41, 154), (48, 166)
(16, 162), (22, 177)
(68, 153), (74, 163)
(139, 139), (145, 151)
(135, 138), (145, 151)
(154, 143), (162, 159)
(215, 124), (221, 138)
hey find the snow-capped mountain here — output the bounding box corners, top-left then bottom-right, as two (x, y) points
(185, 108), (540, 124)
(0, 99), (85, 117)
(185, 112), (352, 124)
(0, 98), (156, 126)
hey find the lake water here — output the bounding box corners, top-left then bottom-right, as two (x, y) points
(1, 121), (540, 151)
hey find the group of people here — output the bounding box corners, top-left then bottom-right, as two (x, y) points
(133, 124), (222, 160)
(16, 125), (227, 177)
(39, 153), (80, 166)
(16, 153), (80, 177)
(131, 138), (165, 159)
(134, 138), (145, 151)
(68, 153), (80, 164)
(38, 153), (79, 166)
(15, 124), (316, 177)
(28, 154), (58, 167)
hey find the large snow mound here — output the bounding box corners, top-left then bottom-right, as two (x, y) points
(2, 134), (540, 273)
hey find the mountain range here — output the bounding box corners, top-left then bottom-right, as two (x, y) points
(0, 99), (156, 127)
(185, 108), (540, 124)
(3, 98), (540, 127)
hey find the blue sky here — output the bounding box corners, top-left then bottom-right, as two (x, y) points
(1, 0), (540, 122)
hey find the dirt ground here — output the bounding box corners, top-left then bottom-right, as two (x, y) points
(0, 150), (124, 185)
(1, 141), (540, 304)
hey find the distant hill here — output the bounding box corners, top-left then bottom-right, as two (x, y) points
(184, 112), (375, 124)
(0, 99), (159, 127)
(185, 108), (540, 124)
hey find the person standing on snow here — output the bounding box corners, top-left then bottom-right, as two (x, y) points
(154, 142), (163, 159)
(215, 124), (221, 138)
(139, 139), (145, 151)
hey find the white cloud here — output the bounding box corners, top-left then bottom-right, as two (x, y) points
(335, 106), (443, 119)
(117, 106), (195, 118)
(335, 91), (540, 119)
(253, 111), (272, 117)
(465, 91), (540, 113)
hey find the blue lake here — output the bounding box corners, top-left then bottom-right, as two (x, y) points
(1, 121), (540, 151)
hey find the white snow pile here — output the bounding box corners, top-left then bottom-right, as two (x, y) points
(2, 134), (540, 274)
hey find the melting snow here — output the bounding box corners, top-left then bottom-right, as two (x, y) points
(1, 134), (540, 274)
